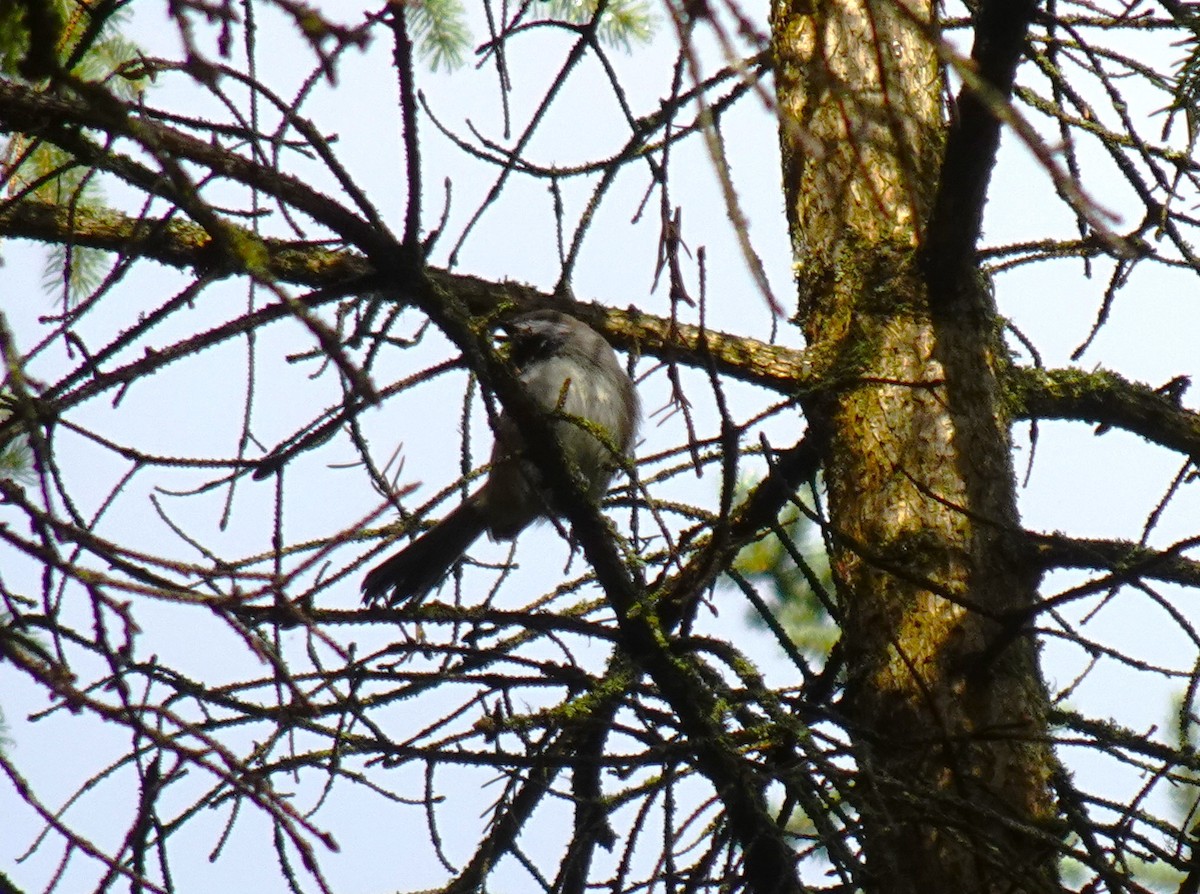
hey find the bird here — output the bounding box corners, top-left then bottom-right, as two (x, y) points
(361, 309), (639, 606)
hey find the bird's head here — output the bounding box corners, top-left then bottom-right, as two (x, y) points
(497, 310), (591, 368)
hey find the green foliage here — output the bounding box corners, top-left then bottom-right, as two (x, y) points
(4, 142), (110, 298)
(536, 0), (656, 51)
(0, 0), (143, 91)
(0, 433), (32, 484)
(731, 479), (836, 661)
(0, 3), (34, 75)
(409, 0), (472, 72)
(71, 31), (143, 101)
(0, 394), (34, 484)
(0, 0), (64, 80)
(1166, 5), (1200, 151)
(408, 0), (655, 72)
(726, 481), (838, 847)
(1170, 690), (1200, 812)
(1, 0), (144, 306)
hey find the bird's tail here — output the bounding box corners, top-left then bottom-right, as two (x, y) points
(362, 496), (489, 605)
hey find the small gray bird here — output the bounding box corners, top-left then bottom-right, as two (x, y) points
(362, 310), (639, 605)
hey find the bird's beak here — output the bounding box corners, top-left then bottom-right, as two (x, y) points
(493, 319), (519, 356)
(494, 316), (527, 343)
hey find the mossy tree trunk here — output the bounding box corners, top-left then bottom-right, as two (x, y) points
(771, 0), (1060, 890)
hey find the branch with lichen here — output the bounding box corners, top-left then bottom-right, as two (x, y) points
(5, 196), (1199, 463)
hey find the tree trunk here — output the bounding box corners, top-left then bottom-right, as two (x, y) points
(771, 0), (1061, 890)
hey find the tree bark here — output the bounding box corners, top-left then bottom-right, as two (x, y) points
(771, 0), (1061, 890)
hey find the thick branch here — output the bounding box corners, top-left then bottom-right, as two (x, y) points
(1007, 366), (1200, 460)
(0, 198), (372, 286)
(1032, 533), (1200, 588)
(5, 202), (1200, 463)
(0, 199), (833, 394)
(924, 0), (1041, 304)
(657, 434), (823, 626)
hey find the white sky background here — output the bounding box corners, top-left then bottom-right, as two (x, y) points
(2, 1), (1200, 892)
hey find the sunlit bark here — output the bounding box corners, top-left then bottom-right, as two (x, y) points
(772, 0), (1060, 889)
